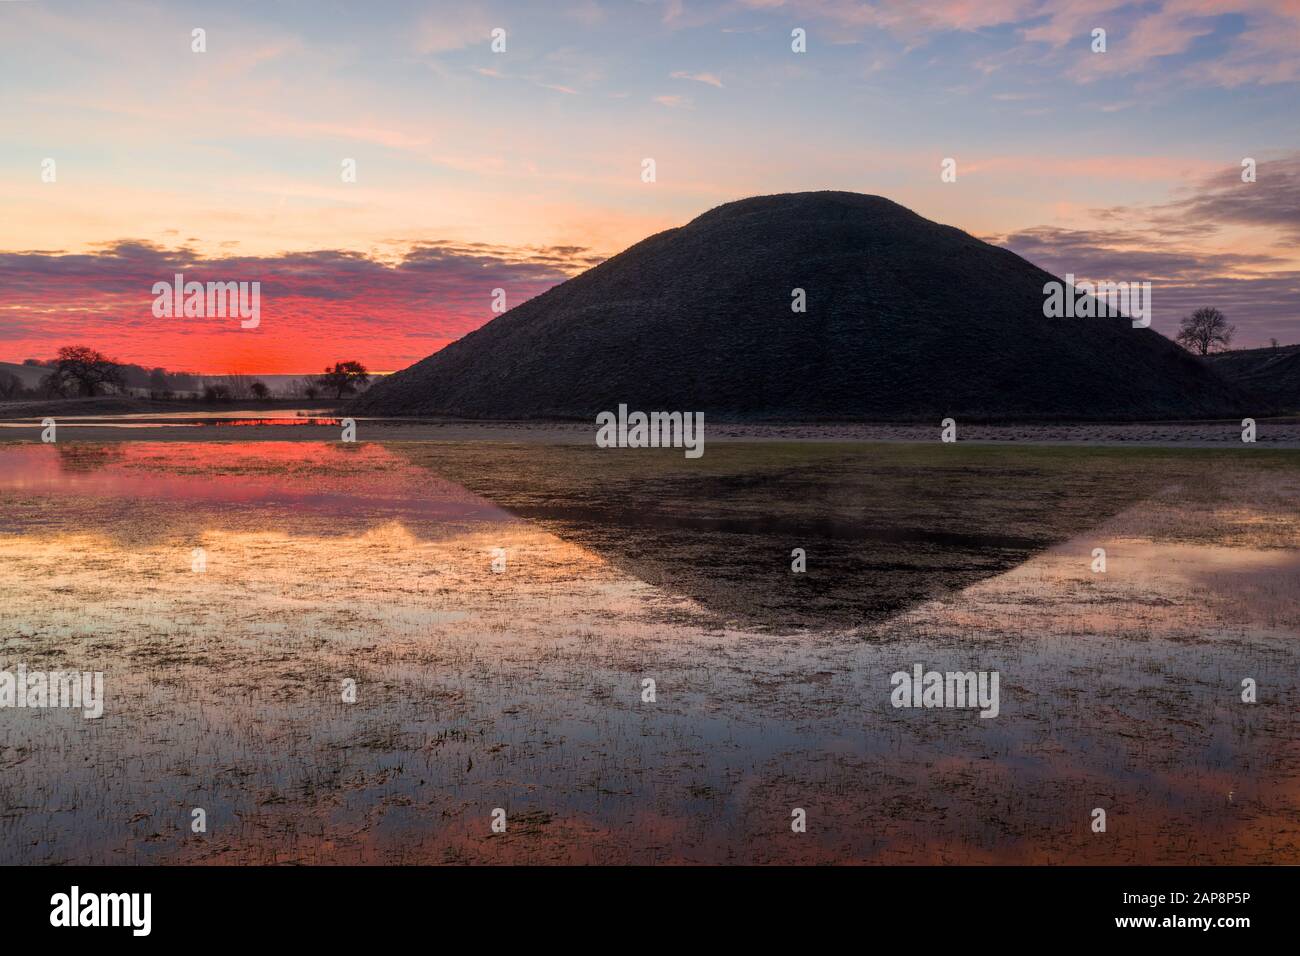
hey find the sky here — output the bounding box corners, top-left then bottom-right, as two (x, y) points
(1, 0), (1297, 374)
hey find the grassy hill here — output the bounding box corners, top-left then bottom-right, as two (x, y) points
(350, 191), (1249, 422)
(1208, 344), (1300, 413)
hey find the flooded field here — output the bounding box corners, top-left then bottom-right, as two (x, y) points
(0, 439), (1297, 864)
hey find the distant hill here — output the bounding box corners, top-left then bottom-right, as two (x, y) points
(1207, 345), (1300, 413)
(0, 361), (50, 389)
(349, 191), (1250, 422)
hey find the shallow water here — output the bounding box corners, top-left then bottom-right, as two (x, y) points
(0, 440), (1296, 863)
(0, 408), (338, 429)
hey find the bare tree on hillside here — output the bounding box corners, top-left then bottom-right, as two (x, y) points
(1175, 307), (1235, 356)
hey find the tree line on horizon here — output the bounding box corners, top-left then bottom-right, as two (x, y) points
(0, 312), (1289, 405)
(0, 347), (371, 403)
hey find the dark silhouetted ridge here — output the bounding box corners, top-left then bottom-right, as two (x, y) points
(1208, 344), (1300, 413)
(350, 191), (1249, 421)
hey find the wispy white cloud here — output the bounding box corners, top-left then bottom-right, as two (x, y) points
(670, 70), (723, 87)
(654, 93), (693, 108)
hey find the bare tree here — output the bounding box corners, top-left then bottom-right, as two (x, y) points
(250, 381), (270, 399)
(42, 345), (126, 397)
(201, 383), (233, 403)
(317, 361), (370, 399)
(1175, 307), (1235, 356)
(223, 374), (253, 399)
(0, 372), (24, 400)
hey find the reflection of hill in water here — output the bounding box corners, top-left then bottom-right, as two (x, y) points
(1, 440), (1181, 630)
(395, 443), (1158, 631)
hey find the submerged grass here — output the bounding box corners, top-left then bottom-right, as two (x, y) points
(0, 440), (1296, 863)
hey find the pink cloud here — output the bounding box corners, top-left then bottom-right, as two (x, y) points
(0, 241), (599, 374)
